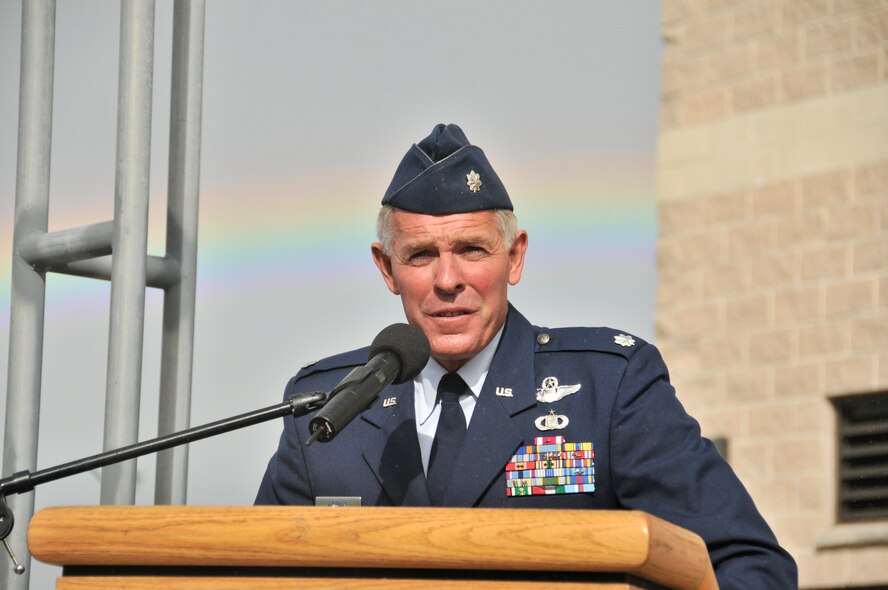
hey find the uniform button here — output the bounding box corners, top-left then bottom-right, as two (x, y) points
(536, 333), (551, 345)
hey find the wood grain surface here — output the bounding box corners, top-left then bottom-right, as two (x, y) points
(29, 506), (718, 590)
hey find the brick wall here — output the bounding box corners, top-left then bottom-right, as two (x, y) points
(656, 1), (888, 587)
(660, 0), (888, 128)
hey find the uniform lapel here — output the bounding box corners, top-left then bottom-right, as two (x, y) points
(443, 306), (538, 506)
(360, 381), (431, 506)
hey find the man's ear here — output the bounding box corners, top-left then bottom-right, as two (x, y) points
(507, 230), (528, 286)
(371, 243), (400, 295)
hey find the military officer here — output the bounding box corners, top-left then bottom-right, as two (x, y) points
(256, 124), (797, 589)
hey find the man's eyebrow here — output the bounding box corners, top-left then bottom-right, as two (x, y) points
(402, 239), (435, 251)
(452, 234), (497, 247)
(399, 233), (497, 252)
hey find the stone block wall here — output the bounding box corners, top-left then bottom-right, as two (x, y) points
(656, 1), (888, 587)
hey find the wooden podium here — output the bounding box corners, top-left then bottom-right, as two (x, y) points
(29, 506), (718, 590)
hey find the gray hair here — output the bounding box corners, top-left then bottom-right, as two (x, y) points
(376, 205), (518, 256)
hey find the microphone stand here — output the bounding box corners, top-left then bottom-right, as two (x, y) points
(0, 390), (327, 574)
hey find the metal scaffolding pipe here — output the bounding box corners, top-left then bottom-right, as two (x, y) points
(46, 255), (180, 289)
(100, 0), (156, 505)
(155, 0), (206, 505)
(19, 221), (114, 268)
(2, 1), (56, 587)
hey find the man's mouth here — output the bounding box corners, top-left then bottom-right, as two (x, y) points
(432, 310), (470, 318)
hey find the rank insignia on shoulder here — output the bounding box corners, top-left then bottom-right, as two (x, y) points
(505, 437), (595, 497)
(536, 376), (581, 403)
(614, 334), (635, 347)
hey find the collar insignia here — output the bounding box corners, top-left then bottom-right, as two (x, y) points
(495, 386), (513, 397)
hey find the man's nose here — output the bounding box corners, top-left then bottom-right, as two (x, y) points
(434, 253), (463, 293)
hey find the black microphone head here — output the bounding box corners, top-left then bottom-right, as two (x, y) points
(368, 323), (430, 384)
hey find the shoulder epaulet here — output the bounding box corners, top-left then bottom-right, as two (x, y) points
(296, 346), (369, 379)
(531, 326), (647, 360)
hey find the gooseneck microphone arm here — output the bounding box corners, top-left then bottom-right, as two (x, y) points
(0, 389), (327, 573)
(0, 391), (327, 498)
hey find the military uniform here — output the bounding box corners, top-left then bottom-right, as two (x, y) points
(257, 123), (797, 588)
(256, 305), (796, 588)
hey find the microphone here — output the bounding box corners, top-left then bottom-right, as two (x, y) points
(306, 323), (430, 444)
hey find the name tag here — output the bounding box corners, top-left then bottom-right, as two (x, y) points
(315, 496), (361, 507)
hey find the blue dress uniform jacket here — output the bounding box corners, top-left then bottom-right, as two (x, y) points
(256, 305), (797, 589)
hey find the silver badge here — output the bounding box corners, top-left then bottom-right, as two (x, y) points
(382, 397), (397, 408)
(534, 409), (569, 431)
(466, 170), (482, 193)
(536, 376), (581, 403)
(614, 334), (635, 347)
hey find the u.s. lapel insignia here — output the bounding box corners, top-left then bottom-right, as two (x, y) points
(614, 334), (635, 347)
(466, 170), (482, 193)
(382, 396), (397, 408)
(534, 409), (569, 431)
(536, 376), (581, 403)
(495, 386), (513, 397)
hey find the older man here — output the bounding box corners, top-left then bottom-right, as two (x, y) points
(256, 124), (797, 588)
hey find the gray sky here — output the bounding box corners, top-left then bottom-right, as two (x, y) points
(1, 2), (662, 584)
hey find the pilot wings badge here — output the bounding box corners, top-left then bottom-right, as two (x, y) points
(536, 376), (581, 403)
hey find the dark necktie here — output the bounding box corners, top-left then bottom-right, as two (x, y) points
(426, 372), (468, 505)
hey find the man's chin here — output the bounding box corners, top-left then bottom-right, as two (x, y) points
(429, 338), (478, 368)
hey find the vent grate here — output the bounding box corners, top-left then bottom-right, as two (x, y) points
(835, 392), (888, 522)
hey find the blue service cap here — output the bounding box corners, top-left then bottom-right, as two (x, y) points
(381, 124), (513, 214)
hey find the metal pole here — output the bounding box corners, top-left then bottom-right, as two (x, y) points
(100, 0), (156, 505)
(2, 0), (56, 586)
(47, 255), (179, 290)
(155, 0), (206, 505)
(19, 220), (114, 267)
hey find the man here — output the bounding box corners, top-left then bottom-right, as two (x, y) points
(256, 124), (797, 588)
